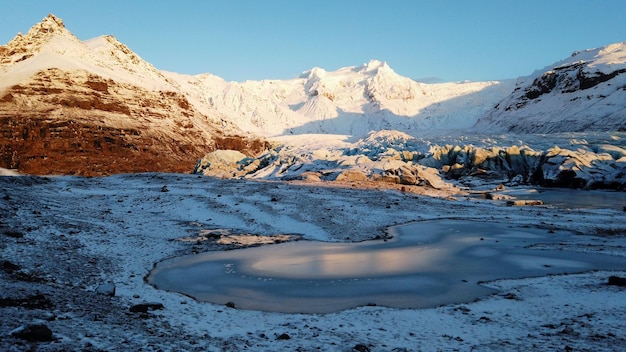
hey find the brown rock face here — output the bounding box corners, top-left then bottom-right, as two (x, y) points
(2, 118), (190, 175)
(0, 69), (268, 176)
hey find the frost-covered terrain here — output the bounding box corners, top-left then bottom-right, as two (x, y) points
(1, 173), (626, 351)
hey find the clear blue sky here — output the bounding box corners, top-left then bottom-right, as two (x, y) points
(2, 1), (626, 82)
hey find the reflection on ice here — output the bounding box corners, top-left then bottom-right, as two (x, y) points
(249, 245), (444, 278)
(148, 220), (626, 313)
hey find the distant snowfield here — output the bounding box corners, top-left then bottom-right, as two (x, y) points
(0, 14), (516, 140)
(2, 173), (625, 351)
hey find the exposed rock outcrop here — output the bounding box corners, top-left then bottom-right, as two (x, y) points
(10, 324), (54, 342)
(0, 14), (70, 66)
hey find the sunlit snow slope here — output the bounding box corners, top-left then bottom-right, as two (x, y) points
(169, 60), (514, 137)
(476, 42), (626, 133)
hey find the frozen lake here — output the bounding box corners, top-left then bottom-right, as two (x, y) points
(148, 220), (626, 313)
(506, 188), (625, 211)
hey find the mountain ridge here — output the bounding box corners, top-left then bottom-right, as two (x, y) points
(168, 59), (513, 137)
(1, 14), (625, 175)
(475, 42), (626, 132)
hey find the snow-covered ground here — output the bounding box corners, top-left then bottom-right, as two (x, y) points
(2, 172), (625, 351)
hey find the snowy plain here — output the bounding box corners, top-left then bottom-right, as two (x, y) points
(1, 169), (625, 351)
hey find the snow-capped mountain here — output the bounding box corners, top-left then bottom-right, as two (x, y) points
(475, 42), (626, 133)
(2, 14), (625, 177)
(0, 14), (518, 175)
(169, 60), (514, 137)
(0, 14), (264, 175)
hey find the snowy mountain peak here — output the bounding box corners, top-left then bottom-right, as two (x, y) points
(84, 34), (173, 87)
(170, 57), (512, 136)
(299, 67), (327, 81)
(363, 59), (390, 72)
(0, 13), (77, 66)
(11, 13), (73, 44)
(14, 13), (69, 39)
(568, 42), (626, 67)
(0, 14), (266, 175)
(93, 35), (141, 61)
(592, 42), (626, 68)
(38, 13), (66, 31)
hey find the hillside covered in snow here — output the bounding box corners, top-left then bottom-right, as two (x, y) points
(476, 42), (626, 133)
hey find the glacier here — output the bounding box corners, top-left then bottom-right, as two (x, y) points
(195, 130), (626, 191)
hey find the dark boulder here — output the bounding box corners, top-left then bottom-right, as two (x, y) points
(608, 276), (626, 286)
(3, 230), (24, 238)
(11, 324), (53, 342)
(276, 333), (291, 340)
(1, 260), (21, 272)
(353, 343), (371, 352)
(129, 302), (164, 313)
(0, 293), (53, 309)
